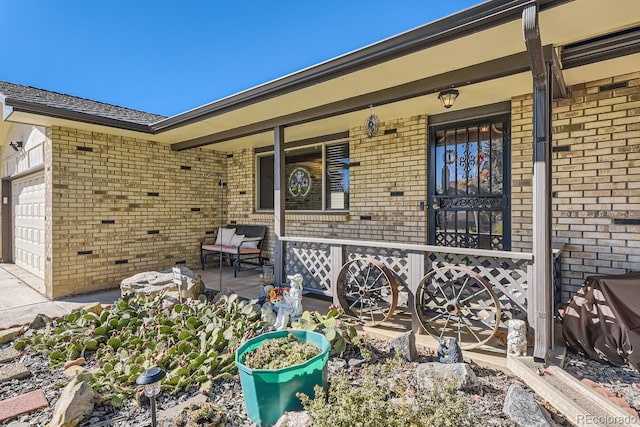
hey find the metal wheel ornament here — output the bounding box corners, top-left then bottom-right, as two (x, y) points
(414, 265), (501, 349)
(336, 258), (398, 325)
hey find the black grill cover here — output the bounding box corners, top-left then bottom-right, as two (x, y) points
(562, 272), (640, 369)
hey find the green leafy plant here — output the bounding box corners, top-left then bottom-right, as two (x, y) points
(15, 292), (261, 406)
(298, 356), (478, 427)
(290, 308), (358, 354)
(241, 333), (320, 370)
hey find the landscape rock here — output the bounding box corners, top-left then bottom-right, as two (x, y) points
(62, 365), (86, 378)
(0, 363), (30, 383)
(63, 358), (85, 370)
(502, 384), (555, 427)
(213, 287), (236, 303)
(0, 327), (25, 345)
(76, 303), (102, 316)
(157, 393), (207, 426)
(274, 410), (311, 427)
(49, 376), (95, 427)
(390, 330), (417, 362)
(0, 347), (21, 364)
(120, 267), (205, 302)
(416, 362), (478, 391)
(28, 314), (52, 330)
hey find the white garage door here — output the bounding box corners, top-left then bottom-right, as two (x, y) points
(12, 172), (45, 278)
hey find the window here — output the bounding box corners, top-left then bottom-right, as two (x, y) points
(257, 141), (349, 211)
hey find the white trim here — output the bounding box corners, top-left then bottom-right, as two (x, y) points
(0, 94), (13, 121)
(280, 235), (535, 261)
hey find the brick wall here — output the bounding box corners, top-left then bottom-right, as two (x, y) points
(512, 71), (640, 301)
(47, 126), (225, 298)
(224, 115), (429, 263)
(552, 71), (640, 301)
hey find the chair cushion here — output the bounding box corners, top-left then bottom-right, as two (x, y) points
(229, 233), (245, 247)
(214, 227), (236, 246)
(240, 236), (262, 249)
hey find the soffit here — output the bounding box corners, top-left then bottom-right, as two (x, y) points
(200, 72), (534, 152)
(159, 0), (639, 148)
(539, 0), (640, 46)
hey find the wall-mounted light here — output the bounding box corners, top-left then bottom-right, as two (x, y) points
(9, 141), (23, 152)
(437, 89), (459, 109)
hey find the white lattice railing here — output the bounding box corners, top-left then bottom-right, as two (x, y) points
(282, 236), (554, 328)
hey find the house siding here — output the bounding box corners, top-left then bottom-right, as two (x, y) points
(512, 71), (640, 303)
(46, 126), (225, 298)
(552, 71), (640, 302)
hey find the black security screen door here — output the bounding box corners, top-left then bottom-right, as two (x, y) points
(428, 116), (511, 250)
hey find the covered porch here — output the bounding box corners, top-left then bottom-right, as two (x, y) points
(164, 0), (639, 361)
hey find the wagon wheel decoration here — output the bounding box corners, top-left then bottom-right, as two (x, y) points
(336, 258), (399, 325)
(414, 265), (501, 349)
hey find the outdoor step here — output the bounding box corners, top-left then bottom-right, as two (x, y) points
(0, 363), (30, 383)
(0, 390), (48, 423)
(0, 347), (21, 364)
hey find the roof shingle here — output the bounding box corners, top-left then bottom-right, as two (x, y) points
(0, 81), (166, 126)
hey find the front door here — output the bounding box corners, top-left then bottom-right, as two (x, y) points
(428, 116), (510, 250)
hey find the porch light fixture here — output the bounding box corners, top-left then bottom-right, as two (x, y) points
(9, 141), (23, 151)
(438, 89), (459, 109)
(136, 366), (166, 427)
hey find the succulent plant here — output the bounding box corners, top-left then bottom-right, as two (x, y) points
(290, 308), (358, 355)
(240, 333), (321, 370)
(16, 292), (261, 405)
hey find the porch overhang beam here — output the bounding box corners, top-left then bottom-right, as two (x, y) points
(560, 25), (640, 69)
(171, 50), (542, 151)
(523, 2), (553, 364)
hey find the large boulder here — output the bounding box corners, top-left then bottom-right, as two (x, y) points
(50, 375), (94, 427)
(416, 362), (478, 391)
(502, 384), (555, 427)
(120, 267), (205, 302)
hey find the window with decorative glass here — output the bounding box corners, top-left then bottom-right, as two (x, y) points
(256, 141), (349, 211)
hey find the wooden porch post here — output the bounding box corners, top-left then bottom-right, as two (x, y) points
(523, 4), (553, 363)
(273, 126), (286, 285)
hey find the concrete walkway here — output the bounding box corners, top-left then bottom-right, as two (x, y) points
(0, 263), (330, 330)
(0, 264), (121, 330)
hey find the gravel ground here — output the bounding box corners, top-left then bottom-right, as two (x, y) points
(563, 348), (640, 413)
(0, 335), (579, 427)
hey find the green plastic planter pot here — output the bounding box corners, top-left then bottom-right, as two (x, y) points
(235, 330), (330, 426)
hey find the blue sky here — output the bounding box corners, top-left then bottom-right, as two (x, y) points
(1, 1), (481, 117)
